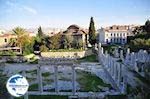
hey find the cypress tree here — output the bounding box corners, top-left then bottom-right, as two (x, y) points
(37, 26), (44, 40)
(88, 17), (96, 46)
(145, 19), (150, 34)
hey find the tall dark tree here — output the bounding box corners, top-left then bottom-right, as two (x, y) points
(88, 17), (96, 46)
(37, 26), (44, 41)
(145, 19), (150, 34)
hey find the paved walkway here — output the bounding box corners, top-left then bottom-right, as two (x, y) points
(28, 91), (120, 98)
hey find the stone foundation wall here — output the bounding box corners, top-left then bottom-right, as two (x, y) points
(41, 50), (93, 58)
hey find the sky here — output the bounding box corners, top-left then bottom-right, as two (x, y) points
(0, 0), (150, 29)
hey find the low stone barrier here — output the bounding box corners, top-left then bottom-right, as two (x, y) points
(41, 50), (93, 58)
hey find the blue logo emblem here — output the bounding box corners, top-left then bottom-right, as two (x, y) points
(6, 74), (29, 97)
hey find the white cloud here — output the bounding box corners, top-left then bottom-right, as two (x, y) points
(5, 0), (37, 15)
(6, 0), (15, 6)
(23, 6), (37, 15)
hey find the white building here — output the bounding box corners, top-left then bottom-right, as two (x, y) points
(98, 25), (134, 45)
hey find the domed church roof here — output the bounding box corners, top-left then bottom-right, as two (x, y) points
(67, 24), (80, 30)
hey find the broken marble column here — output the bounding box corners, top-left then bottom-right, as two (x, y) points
(122, 65), (127, 94)
(130, 52), (135, 66)
(120, 50), (124, 61)
(122, 75), (127, 94)
(54, 65), (59, 93)
(111, 59), (115, 77)
(72, 65), (76, 95)
(127, 48), (130, 54)
(125, 48), (130, 63)
(109, 55), (112, 72)
(98, 42), (102, 62)
(37, 65), (43, 93)
(112, 59), (116, 77)
(114, 62), (118, 80)
(110, 57), (113, 76)
(104, 51), (108, 68)
(117, 63), (121, 86)
(114, 48), (119, 58)
(107, 55), (111, 71)
(134, 59), (138, 72)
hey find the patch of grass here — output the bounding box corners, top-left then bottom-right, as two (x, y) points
(79, 54), (98, 62)
(26, 70), (37, 74)
(105, 95), (127, 99)
(59, 76), (71, 81)
(26, 77), (36, 83)
(28, 84), (38, 91)
(76, 70), (111, 92)
(42, 72), (50, 77)
(130, 70), (150, 86)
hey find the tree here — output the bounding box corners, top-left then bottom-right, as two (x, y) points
(13, 27), (28, 47)
(40, 45), (49, 52)
(12, 27), (33, 55)
(50, 33), (62, 50)
(145, 19), (150, 34)
(37, 26), (45, 41)
(64, 34), (73, 49)
(88, 17), (96, 47)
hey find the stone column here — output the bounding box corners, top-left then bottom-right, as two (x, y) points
(113, 60), (116, 78)
(22, 70), (29, 99)
(107, 55), (110, 71)
(54, 65), (59, 93)
(114, 48), (119, 58)
(111, 59), (114, 77)
(101, 47), (104, 55)
(105, 51), (108, 68)
(110, 58), (113, 76)
(134, 59), (138, 72)
(98, 42), (102, 62)
(120, 50), (124, 61)
(127, 48), (130, 54)
(72, 65), (76, 95)
(117, 63), (121, 86)
(122, 65), (127, 94)
(114, 63), (118, 80)
(109, 55), (112, 72)
(130, 52), (135, 66)
(37, 65), (43, 93)
(122, 75), (127, 94)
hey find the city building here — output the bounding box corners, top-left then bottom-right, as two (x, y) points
(98, 25), (136, 45)
(62, 24), (88, 45)
(0, 33), (17, 47)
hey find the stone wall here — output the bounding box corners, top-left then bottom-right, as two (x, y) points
(41, 50), (93, 58)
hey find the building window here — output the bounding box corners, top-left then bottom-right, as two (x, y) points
(106, 39), (108, 43)
(117, 33), (119, 36)
(120, 38), (122, 41)
(4, 38), (7, 42)
(120, 33), (122, 37)
(123, 39), (125, 43)
(114, 38), (116, 43)
(123, 33), (125, 36)
(111, 33), (112, 36)
(110, 39), (112, 42)
(114, 33), (116, 36)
